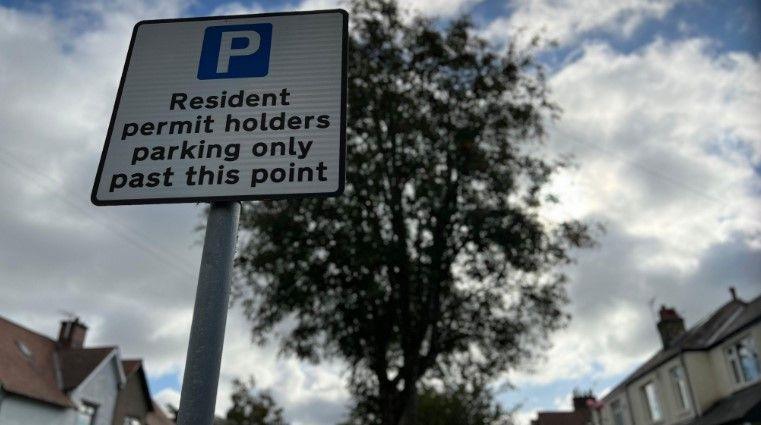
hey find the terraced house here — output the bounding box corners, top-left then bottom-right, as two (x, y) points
(594, 288), (761, 425)
(0, 316), (173, 425)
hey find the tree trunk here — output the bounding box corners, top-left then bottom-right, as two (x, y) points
(397, 389), (418, 425)
(375, 376), (419, 425)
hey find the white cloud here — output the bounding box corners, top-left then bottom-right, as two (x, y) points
(552, 391), (572, 410)
(403, 0), (480, 17)
(212, 0), (477, 18)
(482, 0), (679, 47)
(514, 36), (761, 393)
(209, 1), (344, 19)
(0, 2), (349, 424)
(0, 0), (197, 359)
(154, 388), (181, 412)
(215, 311), (350, 425)
(210, 2), (266, 15)
(512, 409), (538, 425)
(1, 2), (759, 425)
(548, 38), (761, 265)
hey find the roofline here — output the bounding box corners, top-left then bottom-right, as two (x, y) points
(69, 348), (126, 398)
(136, 362), (156, 412)
(0, 384), (73, 409)
(603, 300), (761, 401)
(602, 352), (681, 402)
(0, 315), (57, 344)
(701, 313), (761, 351)
(120, 358), (154, 411)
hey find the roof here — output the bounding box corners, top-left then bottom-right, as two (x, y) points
(0, 315), (72, 407)
(607, 293), (761, 396)
(146, 401), (177, 425)
(122, 359), (142, 376)
(690, 381), (761, 425)
(531, 410), (591, 425)
(0, 315), (117, 407)
(59, 346), (117, 391)
(145, 402), (175, 425)
(119, 361), (176, 425)
(1, 314), (171, 423)
(120, 359), (155, 414)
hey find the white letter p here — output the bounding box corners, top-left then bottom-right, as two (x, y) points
(216, 31), (261, 73)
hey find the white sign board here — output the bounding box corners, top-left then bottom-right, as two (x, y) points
(92, 10), (347, 205)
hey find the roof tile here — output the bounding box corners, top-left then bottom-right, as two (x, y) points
(0, 316), (72, 407)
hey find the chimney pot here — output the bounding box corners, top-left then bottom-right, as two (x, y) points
(659, 305), (679, 320)
(730, 287), (737, 301)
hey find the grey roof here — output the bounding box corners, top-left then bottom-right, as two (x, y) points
(608, 293), (761, 396)
(690, 381), (761, 425)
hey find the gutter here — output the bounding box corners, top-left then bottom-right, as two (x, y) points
(0, 387), (73, 409)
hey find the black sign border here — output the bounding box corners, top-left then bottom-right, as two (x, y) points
(91, 9), (348, 206)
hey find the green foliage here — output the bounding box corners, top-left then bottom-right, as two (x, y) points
(343, 381), (513, 425)
(225, 377), (288, 425)
(233, 1), (596, 423)
(416, 385), (511, 425)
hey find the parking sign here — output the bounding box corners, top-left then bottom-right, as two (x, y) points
(91, 10), (347, 205)
(197, 24), (273, 79)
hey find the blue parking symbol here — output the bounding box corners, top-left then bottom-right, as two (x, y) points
(197, 23), (272, 79)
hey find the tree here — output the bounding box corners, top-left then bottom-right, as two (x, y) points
(343, 380), (513, 425)
(414, 386), (510, 425)
(233, 1), (596, 424)
(225, 377), (288, 425)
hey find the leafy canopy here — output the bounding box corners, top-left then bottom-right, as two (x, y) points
(225, 377), (289, 425)
(343, 380), (513, 425)
(234, 1), (595, 423)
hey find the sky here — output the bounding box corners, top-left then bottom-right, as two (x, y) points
(0, 0), (759, 424)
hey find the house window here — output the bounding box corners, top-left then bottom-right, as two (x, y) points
(611, 399), (626, 425)
(641, 382), (663, 422)
(15, 340), (33, 359)
(123, 417), (141, 425)
(726, 336), (760, 385)
(75, 403), (97, 425)
(669, 366), (691, 411)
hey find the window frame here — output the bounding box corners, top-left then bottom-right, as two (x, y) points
(725, 335), (760, 386)
(669, 365), (691, 412)
(611, 399), (626, 425)
(641, 381), (663, 423)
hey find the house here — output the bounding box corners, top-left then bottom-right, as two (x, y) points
(531, 391), (597, 425)
(594, 288), (761, 425)
(0, 315), (173, 425)
(115, 360), (173, 425)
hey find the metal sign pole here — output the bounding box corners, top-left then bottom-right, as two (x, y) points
(177, 201), (241, 425)
(90, 11), (346, 420)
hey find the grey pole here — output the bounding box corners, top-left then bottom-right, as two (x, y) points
(177, 201), (241, 425)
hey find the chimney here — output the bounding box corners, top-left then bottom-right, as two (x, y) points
(58, 318), (88, 349)
(729, 287), (737, 301)
(657, 305), (685, 349)
(572, 389), (596, 412)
